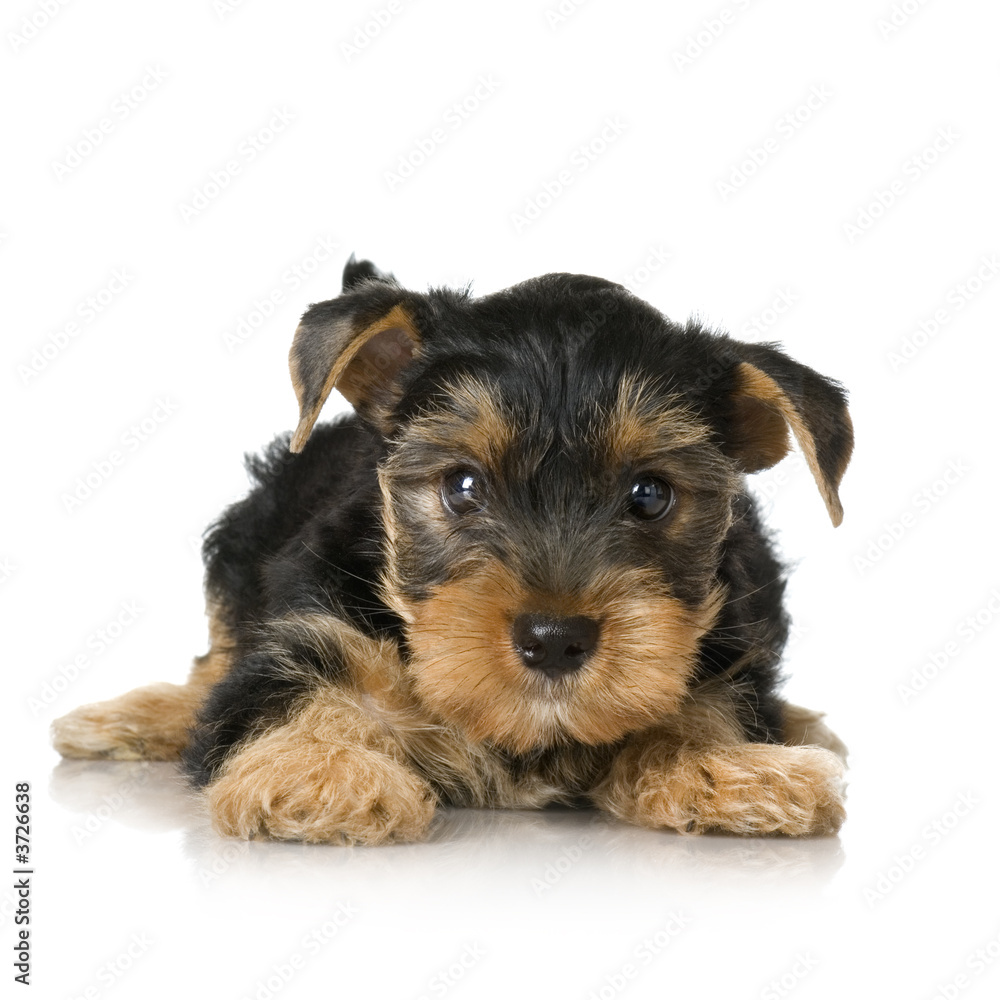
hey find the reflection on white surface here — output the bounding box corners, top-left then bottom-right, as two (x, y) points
(50, 759), (200, 833)
(35, 723), (1000, 999)
(49, 758), (845, 894)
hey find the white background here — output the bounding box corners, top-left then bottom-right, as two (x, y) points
(5, 0), (1000, 997)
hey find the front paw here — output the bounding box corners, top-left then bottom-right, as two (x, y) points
(631, 744), (846, 837)
(51, 684), (197, 761)
(207, 734), (437, 845)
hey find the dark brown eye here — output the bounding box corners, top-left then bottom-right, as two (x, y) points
(442, 469), (484, 515)
(628, 476), (674, 521)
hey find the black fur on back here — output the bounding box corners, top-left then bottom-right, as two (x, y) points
(201, 419), (398, 642)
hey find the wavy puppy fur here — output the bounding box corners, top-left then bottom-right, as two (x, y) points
(53, 258), (853, 843)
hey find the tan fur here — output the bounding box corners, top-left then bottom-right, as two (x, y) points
(209, 631), (848, 841)
(404, 559), (725, 753)
(290, 303), (421, 450)
(732, 363), (851, 526)
(592, 686), (846, 836)
(206, 617), (604, 843)
(52, 598), (847, 841)
(50, 605), (234, 761)
(207, 683), (437, 844)
(782, 701), (848, 763)
(264, 613), (604, 812)
(374, 370), (738, 755)
(403, 375), (518, 464)
(334, 305), (420, 409)
(598, 375), (714, 463)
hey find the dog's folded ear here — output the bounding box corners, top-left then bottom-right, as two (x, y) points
(288, 258), (424, 451)
(719, 343), (854, 526)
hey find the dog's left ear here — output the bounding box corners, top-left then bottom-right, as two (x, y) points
(288, 258), (425, 451)
(719, 343), (854, 526)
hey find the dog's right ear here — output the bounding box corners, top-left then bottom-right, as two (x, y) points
(288, 258), (424, 451)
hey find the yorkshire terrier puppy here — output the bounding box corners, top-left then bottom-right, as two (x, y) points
(53, 257), (853, 843)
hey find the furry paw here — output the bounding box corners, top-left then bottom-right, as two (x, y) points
(207, 733), (437, 845)
(631, 744), (846, 837)
(51, 684), (198, 761)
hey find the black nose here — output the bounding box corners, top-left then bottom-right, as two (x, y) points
(510, 614), (600, 680)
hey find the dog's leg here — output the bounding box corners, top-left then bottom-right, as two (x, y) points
(781, 701), (848, 762)
(206, 683), (437, 845)
(592, 688), (846, 836)
(51, 611), (233, 762)
(52, 681), (205, 761)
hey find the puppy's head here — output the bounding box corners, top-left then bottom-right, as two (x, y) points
(289, 259), (853, 753)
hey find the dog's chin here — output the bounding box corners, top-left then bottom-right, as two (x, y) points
(408, 658), (690, 755)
